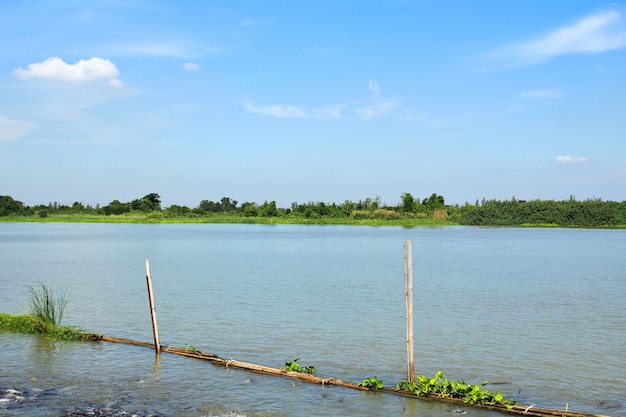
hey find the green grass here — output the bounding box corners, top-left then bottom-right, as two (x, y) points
(0, 283), (88, 341)
(0, 212), (458, 226)
(0, 313), (88, 341)
(27, 283), (68, 330)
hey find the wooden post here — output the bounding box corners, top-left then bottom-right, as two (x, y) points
(145, 259), (161, 353)
(404, 239), (415, 383)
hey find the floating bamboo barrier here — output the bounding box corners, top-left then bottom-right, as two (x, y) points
(86, 334), (612, 417)
(86, 334), (367, 391)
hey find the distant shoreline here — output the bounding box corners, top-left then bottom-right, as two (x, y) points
(1, 215), (625, 229)
(0, 214), (457, 227)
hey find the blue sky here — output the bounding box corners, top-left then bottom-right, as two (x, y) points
(1, 1), (625, 208)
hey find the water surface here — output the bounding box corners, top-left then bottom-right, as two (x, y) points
(1, 223), (624, 416)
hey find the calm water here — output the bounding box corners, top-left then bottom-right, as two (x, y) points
(0, 223), (624, 417)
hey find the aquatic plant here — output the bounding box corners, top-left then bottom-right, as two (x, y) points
(358, 376), (384, 390)
(27, 283), (69, 332)
(281, 358), (316, 374)
(183, 343), (201, 353)
(396, 371), (517, 408)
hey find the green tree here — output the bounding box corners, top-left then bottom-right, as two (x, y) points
(259, 200), (277, 217)
(71, 201), (85, 212)
(198, 200), (220, 213)
(220, 196), (238, 212)
(0, 196), (25, 216)
(103, 200), (130, 215)
(423, 193), (445, 209)
(131, 193), (161, 212)
(401, 193), (416, 213)
(143, 193), (161, 211)
(242, 203), (259, 217)
(164, 205), (190, 216)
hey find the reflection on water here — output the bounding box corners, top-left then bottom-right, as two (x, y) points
(0, 223), (625, 416)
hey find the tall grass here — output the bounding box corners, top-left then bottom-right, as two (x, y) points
(0, 284), (87, 340)
(27, 283), (69, 332)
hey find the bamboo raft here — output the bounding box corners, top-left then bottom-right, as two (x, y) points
(86, 334), (613, 417)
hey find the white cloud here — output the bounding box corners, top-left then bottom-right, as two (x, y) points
(107, 78), (124, 88)
(240, 18), (257, 27)
(368, 78), (380, 97)
(557, 155), (588, 163)
(103, 40), (222, 58)
(356, 100), (397, 120)
(485, 10), (626, 68)
(0, 115), (35, 142)
(244, 79), (399, 121)
(106, 41), (189, 57)
(519, 89), (563, 100)
(399, 111), (427, 122)
(244, 102), (342, 119)
(182, 62), (200, 71)
(13, 57), (123, 87)
(357, 78), (398, 119)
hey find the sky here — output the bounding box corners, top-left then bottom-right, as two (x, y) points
(1, 0), (625, 208)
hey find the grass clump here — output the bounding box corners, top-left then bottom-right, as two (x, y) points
(27, 283), (69, 331)
(0, 283), (88, 341)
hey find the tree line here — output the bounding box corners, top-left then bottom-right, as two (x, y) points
(1, 193), (625, 227)
(457, 197), (626, 227)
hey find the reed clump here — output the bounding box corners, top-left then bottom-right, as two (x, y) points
(27, 283), (69, 331)
(0, 284), (87, 341)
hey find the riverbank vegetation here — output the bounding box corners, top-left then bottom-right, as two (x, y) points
(0, 284), (87, 341)
(1, 193), (625, 228)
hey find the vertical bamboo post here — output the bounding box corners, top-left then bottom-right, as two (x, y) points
(145, 259), (161, 353)
(404, 239), (415, 383)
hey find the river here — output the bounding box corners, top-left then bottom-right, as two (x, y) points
(0, 223), (624, 416)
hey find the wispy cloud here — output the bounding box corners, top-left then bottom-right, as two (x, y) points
(483, 10), (626, 69)
(0, 115), (36, 142)
(13, 57), (123, 87)
(355, 78), (398, 120)
(398, 111), (427, 122)
(100, 40), (223, 59)
(519, 89), (563, 100)
(182, 62), (200, 71)
(557, 155), (588, 163)
(355, 100), (397, 120)
(244, 79), (398, 120)
(107, 40), (193, 57)
(244, 102), (342, 119)
(368, 78), (380, 97)
(239, 18), (257, 27)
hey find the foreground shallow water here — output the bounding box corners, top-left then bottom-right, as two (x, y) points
(1, 332), (504, 417)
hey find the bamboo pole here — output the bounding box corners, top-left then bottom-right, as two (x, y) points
(404, 239), (415, 383)
(145, 259), (161, 353)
